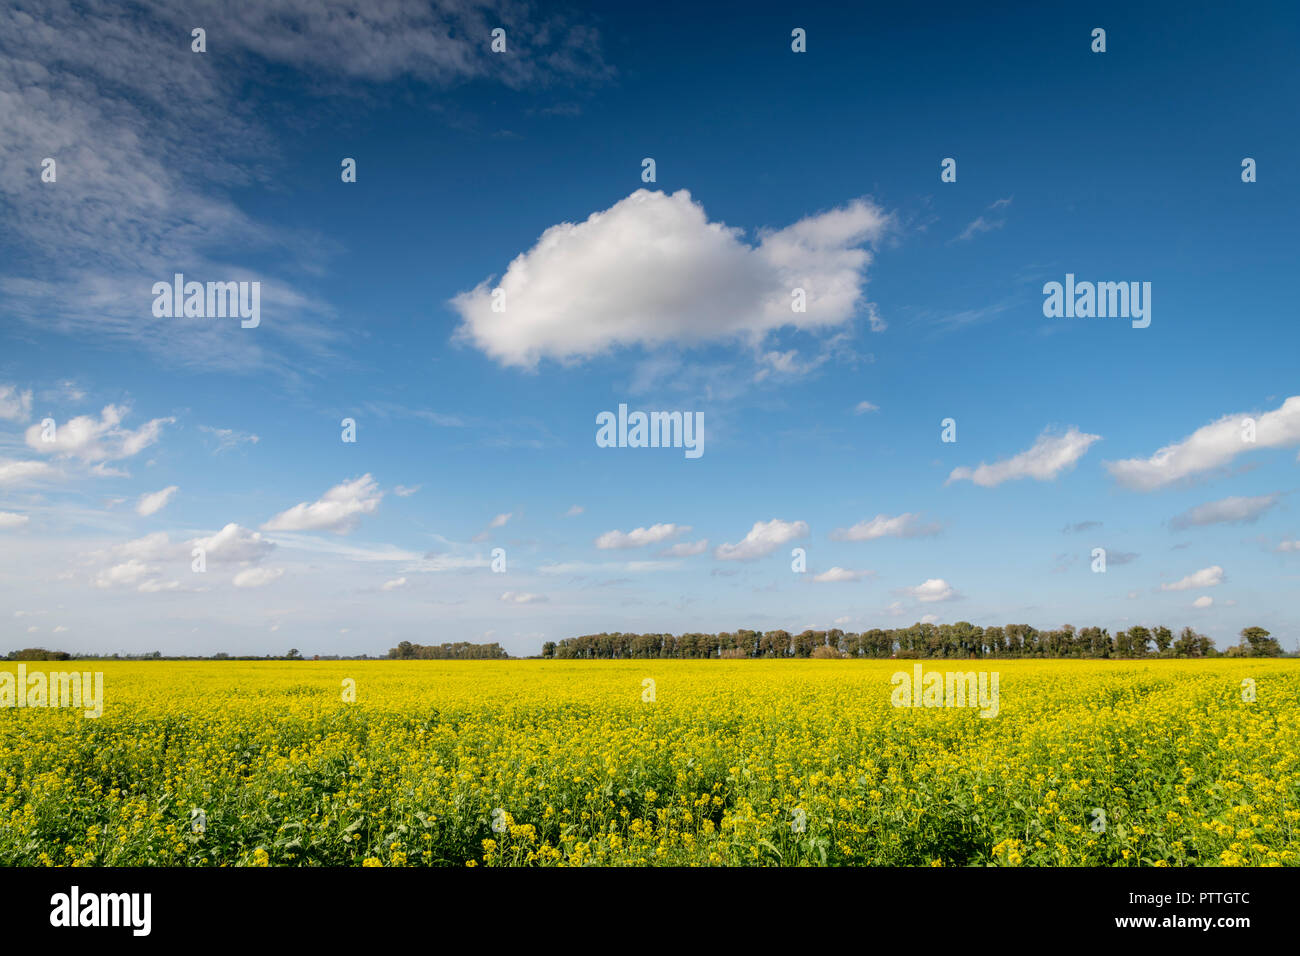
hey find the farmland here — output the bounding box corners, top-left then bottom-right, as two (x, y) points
(1, 660), (1296, 866)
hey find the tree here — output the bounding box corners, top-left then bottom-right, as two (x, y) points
(1239, 627), (1282, 657)
(7, 648), (71, 661)
(1173, 627), (1214, 658)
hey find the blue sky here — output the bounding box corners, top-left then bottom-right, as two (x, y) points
(1, 0), (1297, 656)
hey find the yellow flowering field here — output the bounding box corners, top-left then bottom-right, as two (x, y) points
(1, 660), (1296, 867)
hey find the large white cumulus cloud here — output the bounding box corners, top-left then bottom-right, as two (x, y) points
(452, 189), (891, 367)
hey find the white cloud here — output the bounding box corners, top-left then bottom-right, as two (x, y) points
(1106, 396), (1300, 490)
(715, 519), (809, 561)
(24, 404), (173, 463)
(500, 591), (546, 604)
(1276, 540), (1300, 553)
(0, 459), (55, 485)
(114, 532), (177, 562)
(1192, 595), (1214, 608)
(853, 400), (879, 414)
(193, 524), (276, 564)
(0, 385), (32, 421)
(138, 578), (181, 593)
(93, 524), (272, 592)
(451, 189), (891, 367)
(263, 475), (382, 534)
(830, 512), (941, 541)
(381, 577), (408, 591)
(907, 578), (957, 603)
(596, 523), (688, 549)
(813, 567), (874, 583)
(661, 539), (709, 557)
(233, 567), (284, 589)
(136, 485), (179, 517)
(565, 504), (584, 517)
(393, 485), (421, 497)
(0, 511), (29, 529)
(920, 613), (940, 625)
(948, 427), (1101, 487)
(94, 559), (152, 588)
(1161, 566), (1225, 591)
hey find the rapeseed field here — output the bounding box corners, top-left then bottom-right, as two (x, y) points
(0, 660), (1295, 867)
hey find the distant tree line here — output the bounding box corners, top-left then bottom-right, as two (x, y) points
(2, 648), (380, 661)
(387, 641), (510, 660)
(4, 647), (73, 661)
(544, 624), (1287, 660)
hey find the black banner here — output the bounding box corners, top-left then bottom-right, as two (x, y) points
(0, 866), (1285, 943)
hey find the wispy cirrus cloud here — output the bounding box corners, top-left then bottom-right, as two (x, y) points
(0, 385), (32, 421)
(472, 512), (514, 541)
(0, 0), (607, 375)
(198, 425), (260, 453)
(1062, 520), (1102, 534)
(813, 567), (874, 583)
(660, 539), (709, 557)
(500, 591), (547, 604)
(948, 427), (1100, 487)
(0, 459), (56, 486)
(1170, 493), (1281, 531)
(595, 523), (688, 550)
(136, 486), (179, 517)
(830, 512), (941, 541)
